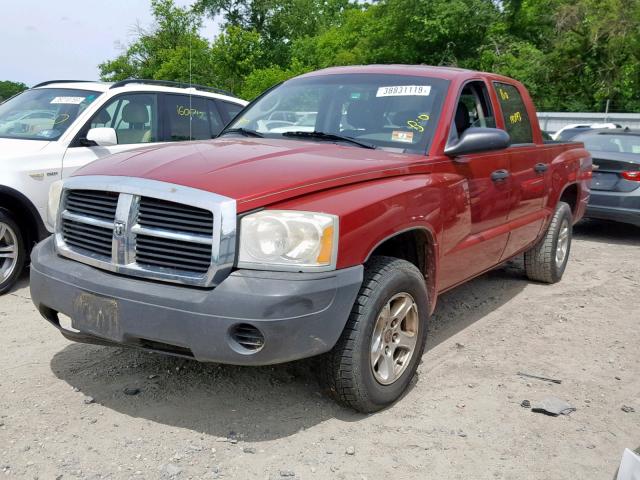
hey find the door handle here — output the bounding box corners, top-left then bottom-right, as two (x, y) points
(534, 163), (549, 173)
(490, 169), (510, 182)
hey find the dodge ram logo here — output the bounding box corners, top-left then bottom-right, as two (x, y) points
(114, 221), (126, 237)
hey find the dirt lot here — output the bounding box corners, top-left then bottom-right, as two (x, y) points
(1, 219), (638, 480)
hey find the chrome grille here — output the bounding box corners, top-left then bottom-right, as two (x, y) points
(54, 176), (237, 287)
(135, 234), (212, 273)
(65, 190), (118, 221)
(138, 197), (213, 235)
(62, 219), (113, 258)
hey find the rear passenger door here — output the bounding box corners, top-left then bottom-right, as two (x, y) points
(493, 82), (549, 259)
(163, 94), (225, 141)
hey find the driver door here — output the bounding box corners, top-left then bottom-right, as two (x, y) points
(437, 81), (512, 290)
(61, 93), (161, 178)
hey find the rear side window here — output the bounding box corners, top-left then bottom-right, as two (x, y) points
(165, 95), (223, 141)
(217, 101), (244, 122)
(493, 82), (533, 144)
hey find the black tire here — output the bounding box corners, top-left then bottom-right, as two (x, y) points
(524, 201), (573, 284)
(0, 209), (26, 295)
(317, 256), (429, 413)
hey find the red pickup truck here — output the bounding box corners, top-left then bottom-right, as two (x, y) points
(30, 65), (591, 412)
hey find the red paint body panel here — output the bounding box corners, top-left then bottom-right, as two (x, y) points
(72, 65), (591, 312)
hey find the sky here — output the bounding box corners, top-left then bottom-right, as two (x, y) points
(0, 0), (218, 86)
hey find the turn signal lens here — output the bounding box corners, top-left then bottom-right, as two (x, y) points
(621, 171), (640, 181)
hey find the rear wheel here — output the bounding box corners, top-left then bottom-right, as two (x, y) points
(524, 201), (573, 284)
(317, 256), (429, 413)
(0, 209), (26, 295)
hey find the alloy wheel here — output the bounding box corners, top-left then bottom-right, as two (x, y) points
(370, 292), (419, 385)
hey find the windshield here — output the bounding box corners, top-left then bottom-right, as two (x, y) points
(0, 88), (100, 141)
(577, 132), (640, 154)
(227, 73), (449, 153)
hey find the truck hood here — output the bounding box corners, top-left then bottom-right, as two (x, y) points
(0, 138), (52, 158)
(74, 138), (429, 211)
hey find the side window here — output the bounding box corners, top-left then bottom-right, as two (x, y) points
(451, 81), (496, 140)
(165, 95), (219, 141)
(90, 93), (159, 144)
(493, 82), (533, 144)
(217, 101), (244, 122)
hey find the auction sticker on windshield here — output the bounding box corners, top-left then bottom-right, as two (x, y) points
(376, 85), (431, 97)
(50, 96), (86, 105)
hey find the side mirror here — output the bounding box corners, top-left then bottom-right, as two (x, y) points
(86, 127), (117, 147)
(444, 127), (510, 157)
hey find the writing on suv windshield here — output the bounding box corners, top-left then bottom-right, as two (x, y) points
(0, 88), (99, 141)
(226, 73), (449, 153)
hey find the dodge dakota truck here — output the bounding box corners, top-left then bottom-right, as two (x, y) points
(30, 66), (591, 412)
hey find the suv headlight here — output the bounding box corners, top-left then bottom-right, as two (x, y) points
(238, 210), (338, 271)
(46, 180), (64, 230)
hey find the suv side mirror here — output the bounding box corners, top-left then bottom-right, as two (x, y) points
(86, 127), (117, 147)
(444, 127), (510, 157)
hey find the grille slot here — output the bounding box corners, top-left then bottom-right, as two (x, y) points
(138, 197), (213, 235)
(135, 234), (212, 273)
(62, 219), (113, 258)
(229, 324), (265, 352)
(65, 190), (118, 221)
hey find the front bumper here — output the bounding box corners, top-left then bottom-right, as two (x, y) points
(585, 190), (640, 227)
(30, 238), (363, 365)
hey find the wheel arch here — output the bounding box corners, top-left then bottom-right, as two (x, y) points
(557, 182), (580, 218)
(365, 226), (439, 314)
(0, 185), (48, 251)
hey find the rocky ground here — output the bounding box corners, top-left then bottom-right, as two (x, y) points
(1, 219), (638, 480)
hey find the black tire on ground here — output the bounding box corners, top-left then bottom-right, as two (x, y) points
(317, 256), (429, 413)
(0, 209), (26, 295)
(524, 201), (573, 284)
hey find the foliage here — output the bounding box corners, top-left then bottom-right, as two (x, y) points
(0, 81), (28, 102)
(98, 0), (640, 112)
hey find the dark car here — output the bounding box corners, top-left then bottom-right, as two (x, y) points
(575, 128), (640, 227)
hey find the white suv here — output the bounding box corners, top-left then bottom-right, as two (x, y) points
(0, 79), (247, 293)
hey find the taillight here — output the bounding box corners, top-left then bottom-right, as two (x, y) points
(621, 171), (640, 181)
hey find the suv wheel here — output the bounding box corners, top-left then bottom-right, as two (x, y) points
(0, 210), (26, 295)
(524, 201), (573, 284)
(318, 256), (429, 413)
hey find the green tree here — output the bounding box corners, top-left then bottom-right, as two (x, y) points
(0, 81), (28, 102)
(99, 0), (209, 82)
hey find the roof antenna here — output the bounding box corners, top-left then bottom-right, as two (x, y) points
(188, 18), (193, 140)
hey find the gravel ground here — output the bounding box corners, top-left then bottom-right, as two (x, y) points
(1, 219), (638, 480)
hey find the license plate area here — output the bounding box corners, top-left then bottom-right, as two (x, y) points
(72, 292), (121, 340)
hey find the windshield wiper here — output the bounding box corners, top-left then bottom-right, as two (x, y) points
(219, 128), (263, 138)
(282, 131), (376, 149)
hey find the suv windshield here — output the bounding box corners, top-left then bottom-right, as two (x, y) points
(226, 73), (449, 153)
(0, 88), (100, 141)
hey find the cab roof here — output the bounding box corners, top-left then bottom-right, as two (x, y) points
(298, 64), (517, 83)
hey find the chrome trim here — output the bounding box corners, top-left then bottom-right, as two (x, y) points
(131, 225), (214, 245)
(55, 176), (237, 287)
(61, 210), (114, 229)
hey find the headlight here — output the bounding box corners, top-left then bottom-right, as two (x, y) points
(46, 180), (64, 230)
(238, 210), (338, 271)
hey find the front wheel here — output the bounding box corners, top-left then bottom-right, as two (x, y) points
(0, 209), (26, 295)
(317, 256), (429, 413)
(524, 201), (573, 284)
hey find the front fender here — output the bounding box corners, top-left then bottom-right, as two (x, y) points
(269, 174), (448, 312)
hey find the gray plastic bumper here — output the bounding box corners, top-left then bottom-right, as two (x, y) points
(30, 237), (363, 365)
